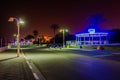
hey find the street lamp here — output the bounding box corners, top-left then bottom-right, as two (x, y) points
(8, 17), (24, 57)
(60, 29), (68, 48)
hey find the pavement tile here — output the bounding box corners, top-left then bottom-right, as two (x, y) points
(0, 52), (35, 80)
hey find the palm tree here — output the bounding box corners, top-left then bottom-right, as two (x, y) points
(33, 30), (38, 36)
(50, 24), (59, 44)
(24, 34), (34, 40)
(33, 30), (39, 42)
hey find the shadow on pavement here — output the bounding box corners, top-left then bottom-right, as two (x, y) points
(0, 56), (18, 62)
(98, 54), (120, 62)
(68, 49), (120, 62)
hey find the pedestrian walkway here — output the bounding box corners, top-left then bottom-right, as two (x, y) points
(0, 52), (35, 80)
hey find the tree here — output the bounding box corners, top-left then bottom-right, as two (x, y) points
(24, 35), (34, 40)
(33, 30), (39, 41)
(108, 29), (120, 43)
(52, 32), (72, 44)
(33, 30), (39, 37)
(50, 24), (59, 44)
(33, 30), (39, 44)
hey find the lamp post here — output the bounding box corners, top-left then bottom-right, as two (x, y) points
(8, 17), (24, 57)
(60, 29), (68, 48)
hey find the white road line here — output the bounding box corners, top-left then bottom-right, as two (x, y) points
(33, 73), (40, 80)
(21, 50), (41, 80)
(26, 61), (33, 70)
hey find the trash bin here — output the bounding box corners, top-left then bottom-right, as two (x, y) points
(97, 46), (104, 50)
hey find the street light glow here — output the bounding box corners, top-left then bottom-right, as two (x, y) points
(19, 18), (25, 24)
(9, 17), (24, 24)
(60, 29), (68, 32)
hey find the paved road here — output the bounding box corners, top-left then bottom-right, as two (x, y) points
(23, 47), (120, 80)
(1, 47), (119, 80)
(0, 49), (35, 80)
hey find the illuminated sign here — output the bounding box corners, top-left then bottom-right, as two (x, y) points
(88, 29), (95, 34)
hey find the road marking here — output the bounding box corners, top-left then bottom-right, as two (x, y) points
(21, 50), (41, 80)
(33, 73), (40, 80)
(26, 61), (33, 69)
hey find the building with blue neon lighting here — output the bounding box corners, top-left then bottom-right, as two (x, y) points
(76, 29), (109, 45)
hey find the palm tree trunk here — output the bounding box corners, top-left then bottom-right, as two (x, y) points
(53, 30), (55, 44)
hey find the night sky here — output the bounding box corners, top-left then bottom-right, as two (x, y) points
(0, 0), (120, 41)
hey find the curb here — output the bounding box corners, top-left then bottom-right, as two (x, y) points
(23, 53), (40, 80)
(21, 49), (46, 80)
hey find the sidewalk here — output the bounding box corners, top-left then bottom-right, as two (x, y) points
(0, 51), (35, 80)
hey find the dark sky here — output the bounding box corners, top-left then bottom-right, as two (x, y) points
(0, 0), (120, 41)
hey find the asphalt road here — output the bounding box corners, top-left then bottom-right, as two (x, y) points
(22, 47), (120, 80)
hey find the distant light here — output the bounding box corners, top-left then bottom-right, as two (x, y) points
(13, 34), (17, 37)
(60, 29), (63, 32)
(65, 29), (68, 32)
